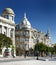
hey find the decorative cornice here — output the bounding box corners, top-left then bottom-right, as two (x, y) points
(0, 16), (15, 26)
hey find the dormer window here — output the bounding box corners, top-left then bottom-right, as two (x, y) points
(12, 16), (14, 20)
(9, 15), (12, 21)
(4, 15), (9, 19)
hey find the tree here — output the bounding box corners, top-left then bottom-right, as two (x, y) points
(34, 42), (50, 56)
(53, 44), (56, 53)
(0, 33), (12, 48)
(34, 42), (46, 52)
(3, 36), (12, 48)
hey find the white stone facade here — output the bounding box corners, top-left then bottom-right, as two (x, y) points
(0, 8), (15, 57)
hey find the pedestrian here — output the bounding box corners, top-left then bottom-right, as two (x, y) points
(51, 53), (52, 58)
(24, 51), (26, 58)
(11, 48), (15, 58)
(36, 51), (39, 60)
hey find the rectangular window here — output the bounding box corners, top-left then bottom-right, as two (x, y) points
(9, 15), (12, 21)
(25, 31), (29, 36)
(23, 32), (25, 35)
(4, 15), (8, 19)
(20, 37), (24, 42)
(10, 32), (13, 38)
(25, 38), (29, 41)
(20, 31), (23, 36)
(10, 29), (13, 38)
(12, 16), (14, 20)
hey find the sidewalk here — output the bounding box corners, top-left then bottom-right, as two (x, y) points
(0, 56), (36, 62)
(38, 56), (56, 61)
(0, 57), (56, 65)
(0, 56), (56, 62)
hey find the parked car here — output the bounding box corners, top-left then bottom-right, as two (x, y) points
(4, 48), (9, 57)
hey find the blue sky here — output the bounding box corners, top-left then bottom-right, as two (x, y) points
(0, 0), (56, 44)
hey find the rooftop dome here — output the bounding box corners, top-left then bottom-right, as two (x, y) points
(20, 13), (31, 29)
(2, 8), (15, 15)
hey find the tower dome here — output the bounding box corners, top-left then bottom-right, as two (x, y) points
(2, 8), (15, 21)
(2, 8), (15, 15)
(20, 13), (31, 29)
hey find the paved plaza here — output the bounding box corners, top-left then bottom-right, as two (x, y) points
(0, 56), (56, 61)
(0, 60), (56, 65)
(0, 56), (56, 65)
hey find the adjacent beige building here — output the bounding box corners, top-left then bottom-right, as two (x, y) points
(15, 13), (51, 55)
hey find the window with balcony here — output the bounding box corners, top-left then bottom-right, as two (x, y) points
(20, 37), (24, 42)
(23, 31), (25, 35)
(25, 31), (29, 36)
(20, 31), (23, 36)
(25, 38), (29, 41)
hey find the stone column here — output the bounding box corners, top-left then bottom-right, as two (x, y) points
(7, 27), (9, 37)
(29, 30), (32, 48)
(2, 26), (4, 34)
(13, 29), (16, 57)
(6, 27), (11, 37)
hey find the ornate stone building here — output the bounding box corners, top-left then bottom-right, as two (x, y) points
(0, 8), (15, 57)
(15, 13), (51, 55)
